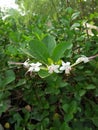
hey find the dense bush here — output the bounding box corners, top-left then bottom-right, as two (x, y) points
(0, 2), (98, 130)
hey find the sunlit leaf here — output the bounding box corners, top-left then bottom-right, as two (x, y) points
(51, 42), (73, 62)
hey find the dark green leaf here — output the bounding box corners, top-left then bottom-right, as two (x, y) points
(51, 42), (72, 62)
(60, 123), (71, 130)
(92, 117), (98, 127)
(38, 69), (51, 78)
(64, 113), (73, 122)
(42, 35), (56, 55)
(62, 104), (69, 113)
(86, 84), (96, 90)
(3, 70), (15, 86)
(29, 40), (50, 63)
(79, 89), (86, 96)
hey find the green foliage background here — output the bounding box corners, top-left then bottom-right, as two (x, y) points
(0, 0), (98, 130)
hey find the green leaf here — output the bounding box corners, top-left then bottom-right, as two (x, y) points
(15, 79), (26, 88)
(9, 31), (20, 42)
(64, 113), (73, 122)
(92, 117), (98, 127)
(86, 84), (96, 90)
(2, 70), (15, 86)
(6, 45), (19, 56)
(70, 23), (80, 30)
(20, 48), (34, 58)
(38, 69), (51, 78)
(29, 40), (50, 64)
(68, 101), (77, 114)
(79, 89), (86, 96)
(62, 104), (69, 113)
(65, 7), (73, 14)
(92, 29), (98, 35)
(60, 123), (71, 130)
(71, 12), (80, 20)
(51, 42), (72, 62)
(0, 100), (11, 114)
(42, 35), (56, 55)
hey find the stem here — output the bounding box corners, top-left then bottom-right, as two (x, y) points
(84, 22), (90, 39)
(8, 61), (23, 65)
(88, 54), (98, 60)
(71, 54), (98, 67)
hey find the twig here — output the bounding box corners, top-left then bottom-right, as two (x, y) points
(8, 61), (23, 65)
(84, 22), (90, 39)
(88, 54), (98, 60)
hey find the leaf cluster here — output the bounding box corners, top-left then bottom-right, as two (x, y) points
(0, 3), (98, 130)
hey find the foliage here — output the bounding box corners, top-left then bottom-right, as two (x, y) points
(0, 1), (98, 130)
